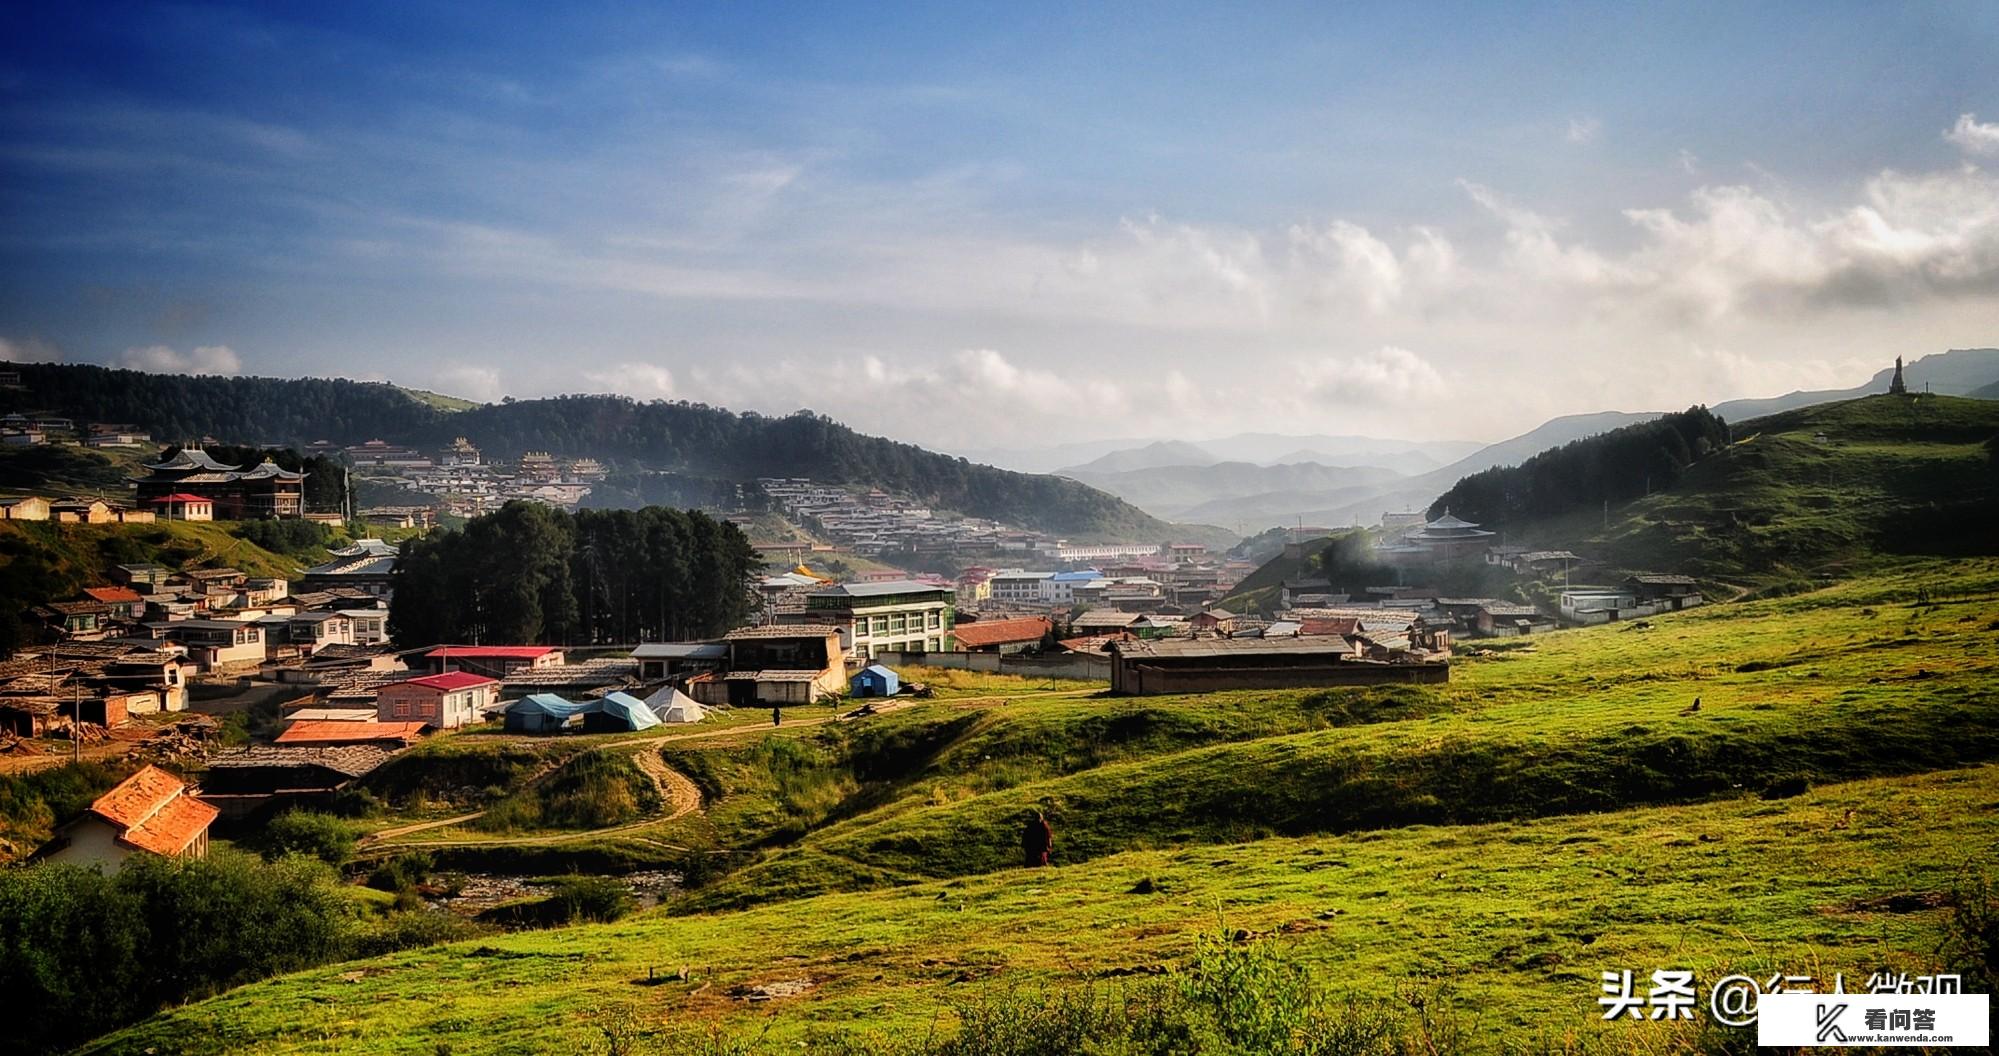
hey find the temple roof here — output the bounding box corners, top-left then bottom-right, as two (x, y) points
(141, 449), (239, 473)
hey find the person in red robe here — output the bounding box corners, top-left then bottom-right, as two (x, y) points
(1021, 810), (1052, 867)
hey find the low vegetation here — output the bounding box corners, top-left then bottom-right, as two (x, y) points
(472, 750), (662, 833)
(0, 850), (483, 1054)
(0, 761), (132, 863)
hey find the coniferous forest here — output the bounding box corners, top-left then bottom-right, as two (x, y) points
(1, 363), (1173, 538)
(1427, 406), (1732, 527)
(386, 502), (762, 646)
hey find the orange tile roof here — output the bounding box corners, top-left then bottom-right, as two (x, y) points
(950, 616), (1052, 649)
(87, 764), (217, 856)
(83, 586), (144, 604)
(275, 720), (429, 746)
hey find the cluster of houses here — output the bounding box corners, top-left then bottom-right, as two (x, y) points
(758, 478), (1039, 558)
(1, 495), (160, 524)
(1, 411), (153, 450)
(313, 437), (605, 516)
(27, 545), (399, 673)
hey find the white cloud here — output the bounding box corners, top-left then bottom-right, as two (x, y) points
(1944, 113), (1999, 156)
(119, 344), (242, 375)
(585, 361), (675, 399)
(1295, 346), (1448, 404)
(0, 336), (61, 362)
(1566, 116), (1602, 144)
(430, 363), (504, 403)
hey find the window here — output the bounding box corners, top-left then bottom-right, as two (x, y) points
(393, 701), (409, 718)
(928, 611), (941, 630)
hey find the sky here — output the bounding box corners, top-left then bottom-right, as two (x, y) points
(2, 2), (1998, 451)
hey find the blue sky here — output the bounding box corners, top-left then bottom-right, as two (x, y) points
(3, 2), (1998, 448)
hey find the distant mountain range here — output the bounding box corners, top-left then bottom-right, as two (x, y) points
(1062, 410), (1665, 530)
(1058, 461), (1407, 525)
(960, 432), (1485, 475)
(1058, 348), (1999, 531)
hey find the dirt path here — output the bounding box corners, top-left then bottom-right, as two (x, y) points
(631, 744), (703, 821)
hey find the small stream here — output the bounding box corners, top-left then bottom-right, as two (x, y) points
(424, 869), (681, 916)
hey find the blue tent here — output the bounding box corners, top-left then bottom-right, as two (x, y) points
(504, 693), (583, 733)
(850, 664), (900, 697)
(584, 691), (661, 732)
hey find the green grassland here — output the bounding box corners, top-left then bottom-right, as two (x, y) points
(86, 558), (1999, 1053)
(1515, 394), (1999, 584)
(89, 767), (1998, 1055)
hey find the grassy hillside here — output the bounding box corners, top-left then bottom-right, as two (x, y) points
(86, 558), (1999, 1053)
(88, 766), (1997, 1055)
(1509, 394), (1999, 582)
(394, 386), (481, 412)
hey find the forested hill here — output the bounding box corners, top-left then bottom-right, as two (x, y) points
(0, 363), (1176, 539)
(1443, 395), (1999, 581)
(1426, 406), (1732, 527)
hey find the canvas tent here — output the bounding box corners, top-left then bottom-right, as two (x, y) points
(504, 693), (583, 733)
(585, 691), (661, 732)
(850, 664), (900, 697)
(643, 685), (705, 723)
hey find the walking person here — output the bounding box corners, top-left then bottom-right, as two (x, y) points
(1021, 809), (1052, 867)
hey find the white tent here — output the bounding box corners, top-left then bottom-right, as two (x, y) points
(643, 685), (706, 723)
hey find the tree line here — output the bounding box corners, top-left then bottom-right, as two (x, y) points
(4, 363), (1172, 537)
(387, 501), (762, 646)
(1427, 406), (1731, 527)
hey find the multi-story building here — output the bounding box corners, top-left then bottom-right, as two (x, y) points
(132, 450), (306, 519)
(988, 570), (1052, 605)
(803, 580), (955, 659)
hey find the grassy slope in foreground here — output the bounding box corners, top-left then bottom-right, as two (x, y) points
(693, 558), (1999, 906)
(89, 765), (1999, 1055)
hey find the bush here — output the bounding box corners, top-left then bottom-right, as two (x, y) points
(471, 751), (660, 833)
(0, 851), (349, 1054)
(648, 930), (1413, 1055)
(257, 810), (356, 865)
(1941, 871), (1998, 995)
(366, 850), (436, 894)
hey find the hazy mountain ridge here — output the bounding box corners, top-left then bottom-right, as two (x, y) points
(1058, 460), (1405, 522)
(0, 363), (1183, 540)
(1708, 348), (1999, 421)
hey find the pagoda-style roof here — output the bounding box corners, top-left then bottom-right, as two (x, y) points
(237, 459), (306, 481)
(141, 449), (239, 473)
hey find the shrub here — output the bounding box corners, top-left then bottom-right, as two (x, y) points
(479, 875), (632, 928)
(366, 850), (436, 893)
(1941, 871), (1998, 995)
(471, 751), (660, 833)
(257, 810), (356, 865)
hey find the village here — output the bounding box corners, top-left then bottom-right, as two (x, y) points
(1, 424), (1710, 882)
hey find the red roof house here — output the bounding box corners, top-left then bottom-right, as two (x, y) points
(951, 615), (1052, 653)
(36, 764), (218, 873)
(374, 672), (500, 728)
(426, 645), (565, 676)
(275, 720), (429, 747)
